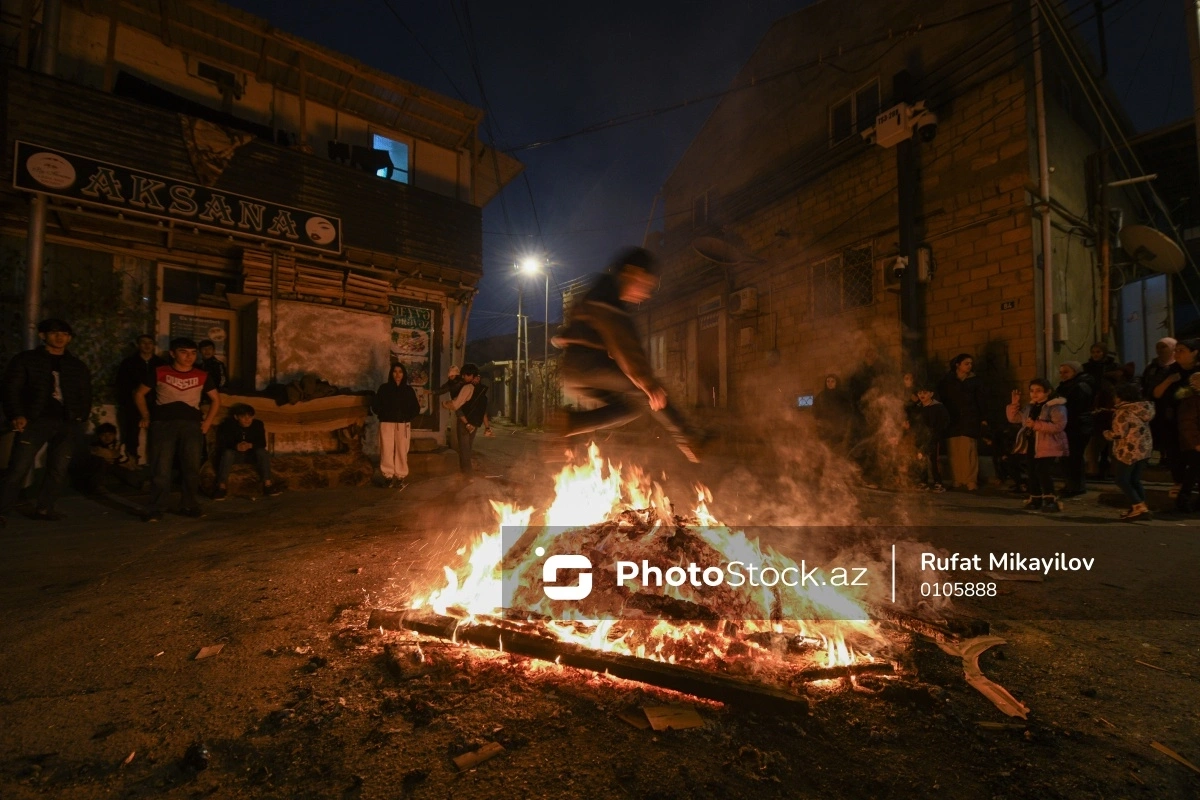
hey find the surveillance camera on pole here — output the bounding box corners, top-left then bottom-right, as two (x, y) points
(861, 101), (937, 148)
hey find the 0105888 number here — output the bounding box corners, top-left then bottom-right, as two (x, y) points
(920, 582), (997, 598)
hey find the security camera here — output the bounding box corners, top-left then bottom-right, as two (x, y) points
(892, 255), (909, 280)
(909, 102), (938, 143)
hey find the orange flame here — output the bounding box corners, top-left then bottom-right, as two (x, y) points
(410, 444), (880, 671)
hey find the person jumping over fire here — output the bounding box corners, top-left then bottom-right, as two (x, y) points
(552, 246), (706, 463)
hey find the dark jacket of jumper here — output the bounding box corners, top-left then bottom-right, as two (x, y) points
(3, 347), (92, 422)
(552, 274), (661, 395)
(372, 381), (421, 423)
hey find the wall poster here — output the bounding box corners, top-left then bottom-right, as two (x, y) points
(388, 300), (439, 430)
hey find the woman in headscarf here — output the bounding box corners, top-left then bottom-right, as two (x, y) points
(936, 353), (986, 491)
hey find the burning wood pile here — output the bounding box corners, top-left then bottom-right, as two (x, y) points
(373, 444), (923, 709)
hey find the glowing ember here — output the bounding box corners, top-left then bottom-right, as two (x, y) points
(410, 443), (891, 680)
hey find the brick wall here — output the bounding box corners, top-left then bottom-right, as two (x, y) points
(647, 65), (1039, 416)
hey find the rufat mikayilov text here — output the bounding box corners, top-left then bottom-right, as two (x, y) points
(921, 552), (1095, 575)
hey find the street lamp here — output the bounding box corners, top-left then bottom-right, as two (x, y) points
(518, 256), (550, 425)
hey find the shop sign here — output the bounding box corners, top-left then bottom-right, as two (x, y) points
(13, 141), (342, 254)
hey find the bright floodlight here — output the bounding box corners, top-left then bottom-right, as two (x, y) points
(520, 257), (542, 274)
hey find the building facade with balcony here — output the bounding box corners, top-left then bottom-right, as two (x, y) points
(0, 0), (521, 451)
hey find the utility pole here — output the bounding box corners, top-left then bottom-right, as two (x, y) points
(1032, 0), (1056, 372)
(24, 0), (62, 348)
(894, 70), (922, 372)
(542, 271), (550, 423)
(1187, 0), (1200, 180)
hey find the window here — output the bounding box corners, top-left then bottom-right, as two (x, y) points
(855, 83), (880, 134)
(811, 244), (874, 316)
(187, 58), (243, 99)
(842, 244), (874, 308)
(829, 78), (880, 146)
(372, 133), (410, 184)
(692, 188), (718, 230)
(650, 333), (667, 373)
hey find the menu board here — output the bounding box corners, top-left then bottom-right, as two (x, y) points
(388, 301), (436, 424)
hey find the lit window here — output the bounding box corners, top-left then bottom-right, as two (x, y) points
(372, 134), (410, 184)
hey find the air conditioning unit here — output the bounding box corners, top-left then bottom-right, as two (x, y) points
(729, 287), (758, 316)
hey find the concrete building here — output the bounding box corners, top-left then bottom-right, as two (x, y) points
(644, 0), (1143, 424)
(0, 0), (521, 452)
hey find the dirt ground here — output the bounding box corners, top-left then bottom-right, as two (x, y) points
(1, 424), (1198, 799)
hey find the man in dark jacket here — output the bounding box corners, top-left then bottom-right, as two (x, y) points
(212, 404), (279, 499)
(1084, 343), (1122, 479)
(196, 339), (229, 390)
(552, 247), (704, 463)
(114, 334), (164, 461)
(372, 363), (422, 488)
(446, 363), (492, 476)
(1054, 361), (1095, 496)
(0, 318), (92, 525)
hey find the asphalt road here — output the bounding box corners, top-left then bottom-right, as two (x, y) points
(0, 424), (1196, 798)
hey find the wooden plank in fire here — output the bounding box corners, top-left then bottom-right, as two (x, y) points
(369, 610), (810, 714)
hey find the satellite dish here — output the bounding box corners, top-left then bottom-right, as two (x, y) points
(692, 235), (758, 265)
(1120, 225), (1185, 274)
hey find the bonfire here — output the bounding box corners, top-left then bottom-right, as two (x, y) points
(398, 444), (904, 703)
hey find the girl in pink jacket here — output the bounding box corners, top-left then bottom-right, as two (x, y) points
(1007, 378), (1069, 512)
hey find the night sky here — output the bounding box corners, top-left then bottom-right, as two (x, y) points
(224, 0), (1191, 341)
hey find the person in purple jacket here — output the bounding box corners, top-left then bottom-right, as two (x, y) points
(1007, 378), (1068, 513)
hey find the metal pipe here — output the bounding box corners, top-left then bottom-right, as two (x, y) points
(24, 196), (46, 349)
(38, 0), (61, 74)
(270, 250), (278, 383)
(1187, 0), (1200, 185)
(23, 0), (62, 348)
(1032, 1), (1055, 374)
(1099, 158), (1112, 337)
(1105, 173), (1158, 188)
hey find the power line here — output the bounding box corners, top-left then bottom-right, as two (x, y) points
(376, 0), (470, 103)
(489, 0), (1120, 247)
(1116, 0), (1166, 106)
(503, 0), (1015, 153)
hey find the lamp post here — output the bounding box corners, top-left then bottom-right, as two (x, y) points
(514, 283), (523, 424)
(519, 256), (551, 425)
